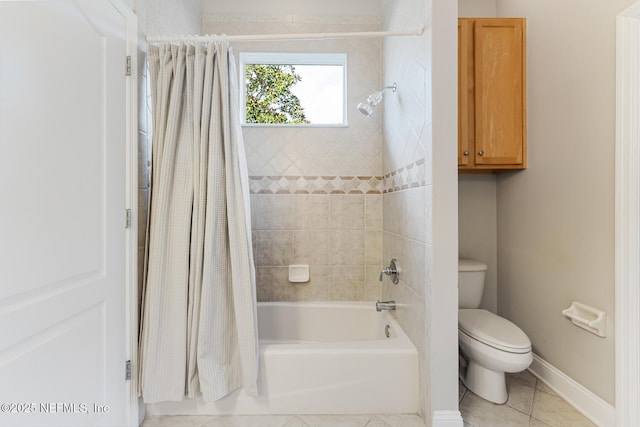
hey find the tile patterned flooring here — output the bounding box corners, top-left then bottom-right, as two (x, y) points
(141, 414), (424, 427)
(141, 371), (595, 427)
(460, 371), (596, 427)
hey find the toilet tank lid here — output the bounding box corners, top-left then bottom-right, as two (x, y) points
(459, 259), (487, 272)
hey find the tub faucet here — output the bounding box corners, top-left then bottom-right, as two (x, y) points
(376, 300), (396, 312)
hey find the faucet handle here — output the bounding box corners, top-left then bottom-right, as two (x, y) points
(379, 259), (400, 284)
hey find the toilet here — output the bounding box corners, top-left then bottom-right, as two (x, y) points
(458, 259), (532, 404)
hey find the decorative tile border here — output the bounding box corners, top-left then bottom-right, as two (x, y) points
(249, 159), (426, 194)
(382, 158), (427, 193)
(248, 158), (426, 195)
(249, 176), (382, 194)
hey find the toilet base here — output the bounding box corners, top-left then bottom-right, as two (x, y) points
(461, 360), (508, 404)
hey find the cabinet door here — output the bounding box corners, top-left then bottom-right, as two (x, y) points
(474, 19), (526, 166)
(458, 19), (475, 167)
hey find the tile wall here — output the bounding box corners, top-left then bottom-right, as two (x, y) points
(381, 0), (432, 420)
(250, 194), (382, 301)
(203, 13), (385, 302)
(145, 0), (201, 37)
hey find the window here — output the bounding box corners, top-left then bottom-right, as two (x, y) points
(240, 52), (347, 126)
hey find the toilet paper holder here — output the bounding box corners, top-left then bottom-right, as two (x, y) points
(562, 301), (606, 338)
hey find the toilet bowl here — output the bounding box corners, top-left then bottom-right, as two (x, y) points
(458, 259), (532, 404)
(458, 308), (532, 403)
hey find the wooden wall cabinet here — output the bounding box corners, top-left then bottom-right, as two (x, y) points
(458, 18), (527, 173)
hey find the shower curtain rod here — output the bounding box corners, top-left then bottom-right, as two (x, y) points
(146, 27), (424, 43)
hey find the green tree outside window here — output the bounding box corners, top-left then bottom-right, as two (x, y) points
(245, 64), (309, 124)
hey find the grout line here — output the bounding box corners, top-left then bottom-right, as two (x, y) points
(458, 379), (468, 404)
(528, 377), (538, 419)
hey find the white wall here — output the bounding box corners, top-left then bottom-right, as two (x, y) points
(495, 0), (637, 405)
(458, 175), (497, 312)
(458, 0), (496, 17)
(430, 0), (460, 421)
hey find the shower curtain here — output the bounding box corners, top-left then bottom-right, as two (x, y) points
(139, 42), (258, 403)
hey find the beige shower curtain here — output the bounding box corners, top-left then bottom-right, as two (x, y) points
(139, 42), (258, 403)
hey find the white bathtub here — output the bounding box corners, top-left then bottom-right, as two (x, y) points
(146, 301), (418, 415)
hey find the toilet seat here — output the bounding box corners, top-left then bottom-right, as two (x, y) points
(459, 309), (531, 354)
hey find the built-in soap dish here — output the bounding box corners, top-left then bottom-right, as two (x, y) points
(562, 301), (606, 337)
(288, 264), (309, 283)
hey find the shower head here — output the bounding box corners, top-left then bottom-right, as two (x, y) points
(357, 102), (374, 117)
(357, 83), (397, 116)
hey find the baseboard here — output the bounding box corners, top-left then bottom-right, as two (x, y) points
(528, 354), (615, 427)
(432, 410), (464, 427)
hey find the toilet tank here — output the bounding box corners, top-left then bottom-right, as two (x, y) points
(458, 259), (487, 309)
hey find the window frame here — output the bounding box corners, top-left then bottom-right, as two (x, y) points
(239, 52), (348, 127)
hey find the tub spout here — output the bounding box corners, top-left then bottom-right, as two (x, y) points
(376, 300), (396, 312)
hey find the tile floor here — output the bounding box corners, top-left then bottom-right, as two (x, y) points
(141, 414), (424, 427)
(460, 370), (596, 427)
(141, 371), (595, 427)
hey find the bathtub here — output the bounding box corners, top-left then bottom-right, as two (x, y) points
(146, 301), (418, 415)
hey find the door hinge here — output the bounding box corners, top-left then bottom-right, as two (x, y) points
(125, 208), (132, 229)
(125, 360), (131, 381)
(126, 55), (132, 76)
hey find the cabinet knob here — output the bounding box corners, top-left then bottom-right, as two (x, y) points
(463, 151), (469, 156)
(478, 150), (484, 156)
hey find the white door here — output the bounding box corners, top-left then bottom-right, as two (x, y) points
(0, 1), (131, 426)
